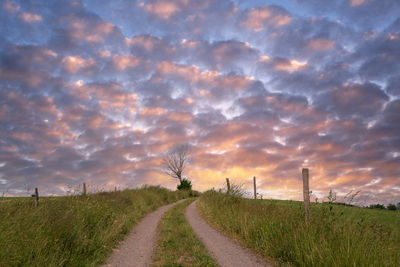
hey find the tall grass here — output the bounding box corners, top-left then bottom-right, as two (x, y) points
(0, 186), (189, 267)
(198, 190), (400, 266)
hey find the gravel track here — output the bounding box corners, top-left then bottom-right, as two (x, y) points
(185, 200), (272, 267)
(103, 199), (185, 267)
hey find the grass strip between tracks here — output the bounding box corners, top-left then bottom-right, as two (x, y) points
(153, 198), (217, 267)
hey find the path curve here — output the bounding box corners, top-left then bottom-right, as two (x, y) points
(185, 200), (272, 267)
(104, 199), (186, 267)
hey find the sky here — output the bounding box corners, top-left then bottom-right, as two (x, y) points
(0, 0), (399, 205)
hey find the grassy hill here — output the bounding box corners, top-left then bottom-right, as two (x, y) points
(198, 190), (400, 266)
(0, 186), (190, 267)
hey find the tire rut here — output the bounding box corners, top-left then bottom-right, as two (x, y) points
(185, 200), (272, 267)
(103, 199), (186, 267)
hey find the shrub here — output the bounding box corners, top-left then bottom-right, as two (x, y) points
(368, 204), (386, 210)
(177, 178), (192, 191)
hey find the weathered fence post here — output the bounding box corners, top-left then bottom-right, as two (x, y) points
(34, 187), (39, 207)
(253, 176), (257, 204)
(302, 168), (310, 222)
(114, 186), (117, 192)
(226, 178), (230, 194)
(83, 182), (87, 196)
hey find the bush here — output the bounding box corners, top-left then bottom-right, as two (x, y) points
(387, 204), (397, 210)
(177, 178), (192, 191)
(368, 204), (386, 210)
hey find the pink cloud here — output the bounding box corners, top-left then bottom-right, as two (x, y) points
(240, 6), (292, 32)
(350, 0), (367, 7)
(20, 12), (42, 23)
(62, 56), (95, 73)
(307, 38), (335, 51)
(3, 1), (20, 13)
(112, 54), (140, 70)
(141, 1), (180, 19)
(273, 58), (308, 72)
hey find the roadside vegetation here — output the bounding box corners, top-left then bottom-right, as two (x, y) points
(198, 189), (400, 267)
(153, 198), (216, 267)
(0, 186), (189, 267)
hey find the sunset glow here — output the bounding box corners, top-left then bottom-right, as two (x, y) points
(1, 0), (399, 205)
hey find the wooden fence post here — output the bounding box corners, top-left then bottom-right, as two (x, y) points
(302, 168), (310, 222)
(114, 186), (117, 192)
(83, 182), (87, 196)
(34, 187), (39, 207)
(226, 178), (230, 194)
(253, 176), (257, 204)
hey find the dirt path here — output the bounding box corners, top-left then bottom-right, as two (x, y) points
(185, 200), (272, 267)
(103, 199), (186, 267)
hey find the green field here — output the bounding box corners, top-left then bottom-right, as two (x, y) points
(198, 190), (400, 267)
(0, 186), (190, 267)
(2, 186), (399, 267)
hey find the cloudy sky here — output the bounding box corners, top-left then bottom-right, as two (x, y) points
(1, 0), (399, 204)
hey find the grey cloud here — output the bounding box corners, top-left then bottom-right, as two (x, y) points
(314, 82), (388, 119)
(295, 0), (400, 29)
(192, 40), (259, 73)
(386, 75), (400, 96)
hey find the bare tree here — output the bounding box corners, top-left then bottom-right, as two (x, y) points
(162, 145), (189, 182)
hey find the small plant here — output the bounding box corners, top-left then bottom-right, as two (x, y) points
(177, 178), (192, 190)
(343, 190), (361, 206)
(327, 189), (337, 204)
(228, 183), (246, 198)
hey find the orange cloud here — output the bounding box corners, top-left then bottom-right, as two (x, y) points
(181, 39), (199, 48)
(112, 55), (140, 70)
(141, 1), (180, 19)
(350, 0), (366, 7)
(274, 59), (308, 72)
(166, 111), (193, 123)
(217, 74), (253, 91)
(139, 107), (167, 116)
(241, 6), (291, 32)
(126, 35), (158, 51)
(86, 22), (114, 43)
(99, 50), (111, 58)
(62, 56), (95, 73)
(307, 38), (335, 51)
(157, 61), (253, 96)
(158, 61), (199, 78)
